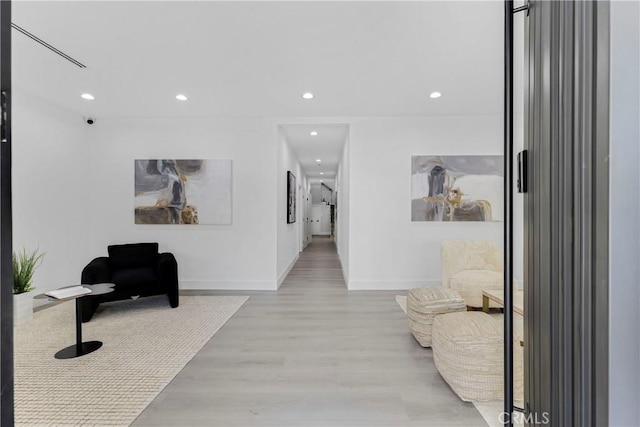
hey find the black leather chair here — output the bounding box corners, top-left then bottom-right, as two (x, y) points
(80, 242), (179, 322)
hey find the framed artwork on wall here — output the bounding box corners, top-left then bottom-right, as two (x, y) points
(411, 155), (503, 222)
(287, 171), (296, 224)
(134, 159), (232, 225)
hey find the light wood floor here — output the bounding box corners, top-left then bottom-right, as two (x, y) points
(133, 236), (486, 426)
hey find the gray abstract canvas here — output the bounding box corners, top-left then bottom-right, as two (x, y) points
(135, 159), (232, 225)
(411, 155), (503, 222)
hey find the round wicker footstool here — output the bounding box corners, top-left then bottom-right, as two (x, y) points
(407, 287), (466, 347)
(432, 311), (503, 402)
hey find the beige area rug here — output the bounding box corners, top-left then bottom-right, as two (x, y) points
(395, 294), (522, 427)
(15, 295), (249, 426)
(395, 295), (408, 314)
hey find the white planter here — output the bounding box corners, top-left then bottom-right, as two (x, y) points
(13, 291), (34, 325)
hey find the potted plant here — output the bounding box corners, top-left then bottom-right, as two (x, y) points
(13, 248), (45, 325)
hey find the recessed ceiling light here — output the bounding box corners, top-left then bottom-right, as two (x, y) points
(320, 172), (324, 175)
(320, 180), (324, 183)
(310, 131), (318, 136)
(176, 94), (188, 101)
(81, 93), (95, 100)
(429, 91), (442, 99)
(302, 92), (314, 100)
(316, 159), (322, 163)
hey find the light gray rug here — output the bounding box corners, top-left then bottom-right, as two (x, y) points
(14, 295), (249, 426)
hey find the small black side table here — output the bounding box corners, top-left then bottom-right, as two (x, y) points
(36, 283), (115, 359)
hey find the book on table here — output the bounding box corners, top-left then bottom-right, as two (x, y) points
(45, 286), (92, 300)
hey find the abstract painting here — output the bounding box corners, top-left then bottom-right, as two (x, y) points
(287, 171), (296, 224)
(135, 159), (232, 225)
(411, 155), (503, 222)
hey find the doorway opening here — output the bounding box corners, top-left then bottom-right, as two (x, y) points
(277, 123), (349, 283)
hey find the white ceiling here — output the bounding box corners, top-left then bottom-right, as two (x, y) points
(13, 1), (503, 181)
(12, 1), (503, 119)
(281, 124), (348, 181)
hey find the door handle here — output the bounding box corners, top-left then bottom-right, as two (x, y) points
(1, 91), (7, 143)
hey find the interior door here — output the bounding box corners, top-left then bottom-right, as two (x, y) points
(307, 194), (312, 242)
(311, 205), (321, 234)
(524, 1), (609, 425)
(320, 205), (330, 235)
(298, 185), (304, 251)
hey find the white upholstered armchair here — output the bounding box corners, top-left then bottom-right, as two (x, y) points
(441, 240), (503, 308)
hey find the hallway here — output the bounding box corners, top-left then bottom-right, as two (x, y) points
(134, 237), (485, 426)
(279, 235), (345, 291)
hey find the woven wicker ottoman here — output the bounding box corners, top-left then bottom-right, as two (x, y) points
(407, 287), (466, 347)
(432, 311), (503, 401)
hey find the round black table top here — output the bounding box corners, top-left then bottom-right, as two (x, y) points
(34, 283), (115, 300)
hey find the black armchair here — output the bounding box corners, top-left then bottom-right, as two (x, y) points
(80, 242), (179, 322)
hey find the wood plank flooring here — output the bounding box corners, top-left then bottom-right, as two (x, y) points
(133, 236), (486, 426)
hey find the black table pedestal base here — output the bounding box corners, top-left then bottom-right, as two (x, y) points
(54, 341), (103, 359)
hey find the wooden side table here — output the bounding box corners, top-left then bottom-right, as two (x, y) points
(482, 289), (524, 315)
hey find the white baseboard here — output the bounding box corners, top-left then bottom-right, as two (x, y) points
(338, 255), (349, 286)
(277, 254), (300, 288)
(180, 280), (277, 291)
(347, 279), (441, 291)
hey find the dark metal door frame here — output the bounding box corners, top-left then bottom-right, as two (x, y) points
(504, 1), (531, 423)
(503, 1), (515, 424)
(0, 1), (12, 425)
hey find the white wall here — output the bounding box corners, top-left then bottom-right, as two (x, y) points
(276, 127), (304, 286)
(301, 181), (312, 249)
(12, 101), (504, 294)
(336, 134), (350, 284)
(88, 118), (278, 290)
(609, 1), (640, 424)
(347, 116), (503, 290)
(12, 90), (91, 295)
(310, 184), (322, 204)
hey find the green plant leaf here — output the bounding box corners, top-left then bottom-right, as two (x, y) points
(12, 248), (45, 294)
